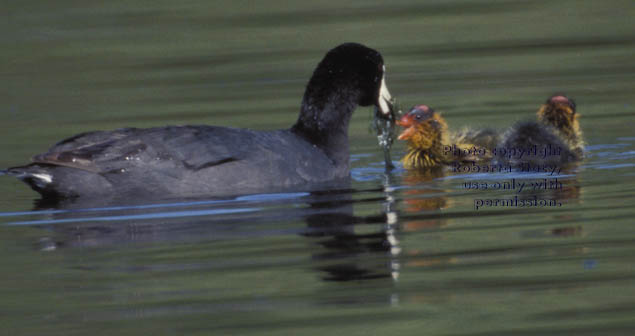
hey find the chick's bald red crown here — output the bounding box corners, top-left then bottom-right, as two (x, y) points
(546, 94), (576, 113)
(397, 105), (435, 127)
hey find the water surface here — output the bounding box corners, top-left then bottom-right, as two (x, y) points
(2, 1), (635, 335)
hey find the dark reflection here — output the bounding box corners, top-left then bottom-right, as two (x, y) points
(20, 179), (402, 286)
(23, 175), (405, 286)
(549, 165), (582, 203)
(22, 181), (354, 248)
(393, 163), (587, 273)
(514, 164), (582, 203)
(514, 164), (584, 239)
(400, 162), (582, 214)
(301, 205), (392, 282)
(299, 181), (400, 283)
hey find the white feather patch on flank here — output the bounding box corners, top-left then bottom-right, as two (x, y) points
(378, 74), (392, 115)
(31, 173), (53, 184)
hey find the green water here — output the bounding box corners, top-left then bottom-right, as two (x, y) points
(2, 1), (635, 335)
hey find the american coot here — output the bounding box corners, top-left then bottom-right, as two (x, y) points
(498, 94), (584, 165)
(396, 105), (493, 169)
(2, 43), (394, 199)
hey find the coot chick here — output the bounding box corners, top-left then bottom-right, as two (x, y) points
(397, 105), (490, 169)
(453, 127), (501, 153)
(3, 43), (394, 199)
(498, 94), (584, 165)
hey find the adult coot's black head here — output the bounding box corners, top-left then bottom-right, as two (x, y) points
(292, 43), (392, 157)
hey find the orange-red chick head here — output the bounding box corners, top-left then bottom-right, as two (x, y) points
(397, 105), (448, 150)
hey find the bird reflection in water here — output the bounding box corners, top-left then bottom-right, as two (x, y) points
(301, 183), (401, 284)
(399, 167), (450, 231)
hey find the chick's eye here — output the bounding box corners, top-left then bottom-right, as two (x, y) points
(415, 115), (422, 120)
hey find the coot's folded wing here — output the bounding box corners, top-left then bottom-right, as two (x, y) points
(30, 126), (258, 174)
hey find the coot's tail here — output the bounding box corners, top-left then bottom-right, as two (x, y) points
(3, 165), (61, 197)
(4, 164), (115, 199)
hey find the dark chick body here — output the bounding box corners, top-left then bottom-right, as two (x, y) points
(498, 95), (584, 165)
